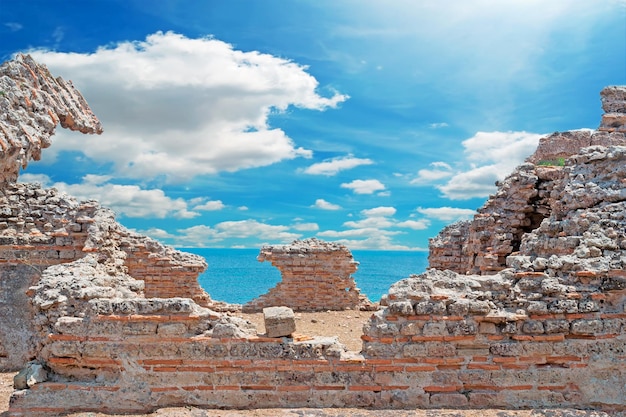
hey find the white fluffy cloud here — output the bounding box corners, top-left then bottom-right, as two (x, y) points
(192, 200), (225, 211)
(396, 220), (430, 230)
(150, 220), (303, 247)
(292, 222), (320, 232)
(437, 131), (544, 200)
(361, 206), (396, 217)
(19, 173), (197, 219)
(312, 199), (341, 210)
(326, 205), (429, 244)
(29, 32), (347, 182)
(341, 179), (386, 194)
(303, 155), (373, 175)
(411, 162), (453, 185)
(416, 206), (476, 222)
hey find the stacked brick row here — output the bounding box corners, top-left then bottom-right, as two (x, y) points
(428, 220), (471, 273)
(9, 265), (626, 415)
(0, 181), (211, 371)
(360, 268), (626, 409)
(243, 238), (374, 312)
(119, 236), (210, 306)
(0, 183), (96, 370)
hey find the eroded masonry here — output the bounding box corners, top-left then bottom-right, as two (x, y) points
(243, 239), (375, 312)
(0, 55), (624, 416)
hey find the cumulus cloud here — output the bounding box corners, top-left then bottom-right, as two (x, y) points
(29, 31), (348, 182)
(343, 217), (395, 229)
(303, 155), (373, 175)
(416, 206), (476, 222)
(318, 228), (401, 238)
(396, 220), (430, 230)
(156, 220), (302, 247)
(192, 200), (225, 211)
(19, 173), (197, 219)
(411, 162), (453, 185)
(316, 230), (422, 250)
(361, 206), (396, 217)
(312, 199), (341, 210)
(340, 179), (386, 194)
(336, 205), (429, 239)
(292, 222), (319, 231)
(437, 131), (544, 200)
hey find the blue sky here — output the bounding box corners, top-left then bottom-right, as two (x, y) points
(2, 0), (625, 250)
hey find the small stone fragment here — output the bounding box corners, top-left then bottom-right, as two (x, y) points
(263, 306), (296, 337)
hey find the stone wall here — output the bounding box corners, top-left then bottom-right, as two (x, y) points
(8, 266), (625, 415)
(243, 239), (374, 312)
(360, 268), (625, 410)
(2, 55), (625, 415)
(599, 85), (626, 132)
(0, 182), (211, 371)
(0, 56), (210, 371)
(429, 86), (626, 275)
(0, 54), (102, 184)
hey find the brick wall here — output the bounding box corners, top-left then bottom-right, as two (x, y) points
(8, 278), (625, 415)
(0, 183), (211, 370)
(243, 239), (374, 312)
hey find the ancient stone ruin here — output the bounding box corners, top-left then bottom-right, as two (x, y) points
(429, 85), (626, 275)
(243, 238), (374, 312)
(0, 54), (624, 415)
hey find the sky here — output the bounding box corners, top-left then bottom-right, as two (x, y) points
(1, 0), (625, 250)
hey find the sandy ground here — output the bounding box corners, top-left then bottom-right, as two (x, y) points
(0, 311), (619, 416)
(236, 309), (373, 352)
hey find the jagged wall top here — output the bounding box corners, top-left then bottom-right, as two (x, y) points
(0, 54), (102, 184)
(599, 85), (626, 132)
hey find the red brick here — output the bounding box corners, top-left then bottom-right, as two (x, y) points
(277, 386), (310, 392)
(492, 357), (516, 363)
(152, 387), (179, 392)
(381, 385), (410, 391)
(502, 385), (533, 391)
(313, 385), (345, 391)
(241, 385), (275, 391)
(349, 385), (382, 392)
(424, 385), (462, 392)
(538, 385), (566, 390)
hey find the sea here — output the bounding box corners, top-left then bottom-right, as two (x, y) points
(180, 248), (429, 305)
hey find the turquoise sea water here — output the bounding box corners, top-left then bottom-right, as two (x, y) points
(180, 248), (429, 304)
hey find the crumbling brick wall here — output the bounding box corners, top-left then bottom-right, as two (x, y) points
(0, 56), (210, 371)
(3, 55), (625, 415)
(242, 238), (373, 312)
(429, 87), (626, 275)
(0, 182), (212, 371)
(9, 265), (625, 415)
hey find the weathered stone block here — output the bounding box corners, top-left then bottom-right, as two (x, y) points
(263, 306), (296, 337)
(14, 361), (47, 389)
(571, 319), (603, 335)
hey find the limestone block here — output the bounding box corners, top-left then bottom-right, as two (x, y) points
(13, 361), (47, 389)
(263, 306), (296, 337)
